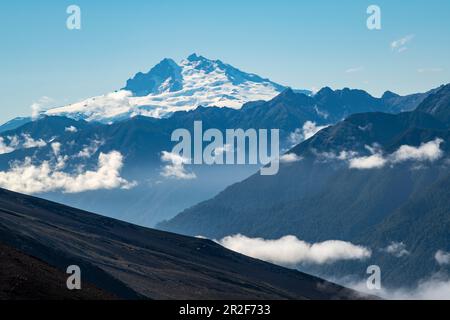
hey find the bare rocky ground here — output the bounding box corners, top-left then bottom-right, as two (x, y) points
(0, 188), (369, 300)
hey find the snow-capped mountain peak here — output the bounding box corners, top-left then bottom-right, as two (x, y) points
(45, 54), (287, 122)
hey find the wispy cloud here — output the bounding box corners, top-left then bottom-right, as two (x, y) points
(65, 126), (78, 133)
(345, 66), (364, 74)
(391, 34), (415, 53)
(0, 137), (15, 155)
(382, 242), (410, 258)
(76, 139), (103, 158)
(217, 234), (371, 266)
(0, 134), (47, 155)
(0, 151), (136, 194)
(418, 68), (443, 73)
(30, 96), (54, 120)
(435, 250), (450, 266)
(347, 274), (450, 300)
(22, 134), (46, 149)
(289, 121), (329, 147)
(280, 153), (303, 163)
(160, 151), (196, 180)
(349, 139), (444, 170)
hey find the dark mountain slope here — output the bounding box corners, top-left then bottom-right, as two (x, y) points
(159, 84), (450, 287)
(0, 243), (116, 300)
(416, 84), (450, 125)
(381, 86), (440, 113)
(0, 188), (365, 300)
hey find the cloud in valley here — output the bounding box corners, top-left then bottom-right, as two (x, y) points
(345, 138), (444, 170)
(160, 151), (196, 180)
(0, 151), (136, 194)
(0, 137), (15, 155)
(390, 139), (443, 163)
(0, 134), (47, 155)
(22, 134), (46, 149)
(435, 250), (450, 266)
(77, 139), (103, 158)
(347, 274), (450, 300)
(382, 242), (410, 258)
(65, 126), (78, 133)
(280, 153), (303, 163)
(217, 234), (371, 266)
(349, 153), (387, 170)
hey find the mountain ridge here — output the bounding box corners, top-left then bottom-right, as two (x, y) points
(0, 85), (443, 227)
(158, 84), (450, 287)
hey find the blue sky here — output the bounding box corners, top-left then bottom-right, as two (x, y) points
(0, 0), (449, 123)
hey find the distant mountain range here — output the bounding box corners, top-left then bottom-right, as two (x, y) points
(0, 187), (366, 300)
(159, 84), (450, 288)
(1, 54), (436, 131)
(0, 53), (447, 295)
(0, 81), (439, 227)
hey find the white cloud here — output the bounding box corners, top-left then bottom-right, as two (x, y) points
(391, 34), (415, 53)
(77, 139), (103, 158)
(65, 126), (78, 133)
(22, 134), (46, 149)
(349, 154), (387, 170)
(383, 242), (410, 258)
(310, 87), (320, 95)
(8, 135), (20, 148)
(280, 153), (303, 163)
(217, 234), (371, 266)
(303, 121), (329, 140)
(31, 96), (54, 120)
(345, 66), (364, 74)
(390, 139), (443, 163)
(51, 142), (61, 157)
(314, 106), (329, 120)
(213, 144), (233, 158)
(418, 68), (443, 73)
(160, 151), (196, 180)
(289, 121), (329, 147)
(347, 138), (444, 170)
(347, 274), (450, 300)
(0, 134), (47, 155)
(0, 137), (15, 155)
(0, 151), (136, 194)
(435, 250), (450, 266)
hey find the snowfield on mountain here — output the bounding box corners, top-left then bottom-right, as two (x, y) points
(45, 54), (288, 122)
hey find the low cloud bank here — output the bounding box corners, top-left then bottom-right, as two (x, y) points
(435, 250), (450, 266)
(160, 151), (196, 180)
(217, 234), (371, 266)
(320, 138), (444, 170)
(382, 242), (410, 258)
(0, 151), (136, 194)
(347, 274), (450, 300)
(280, 153), (303, 163)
